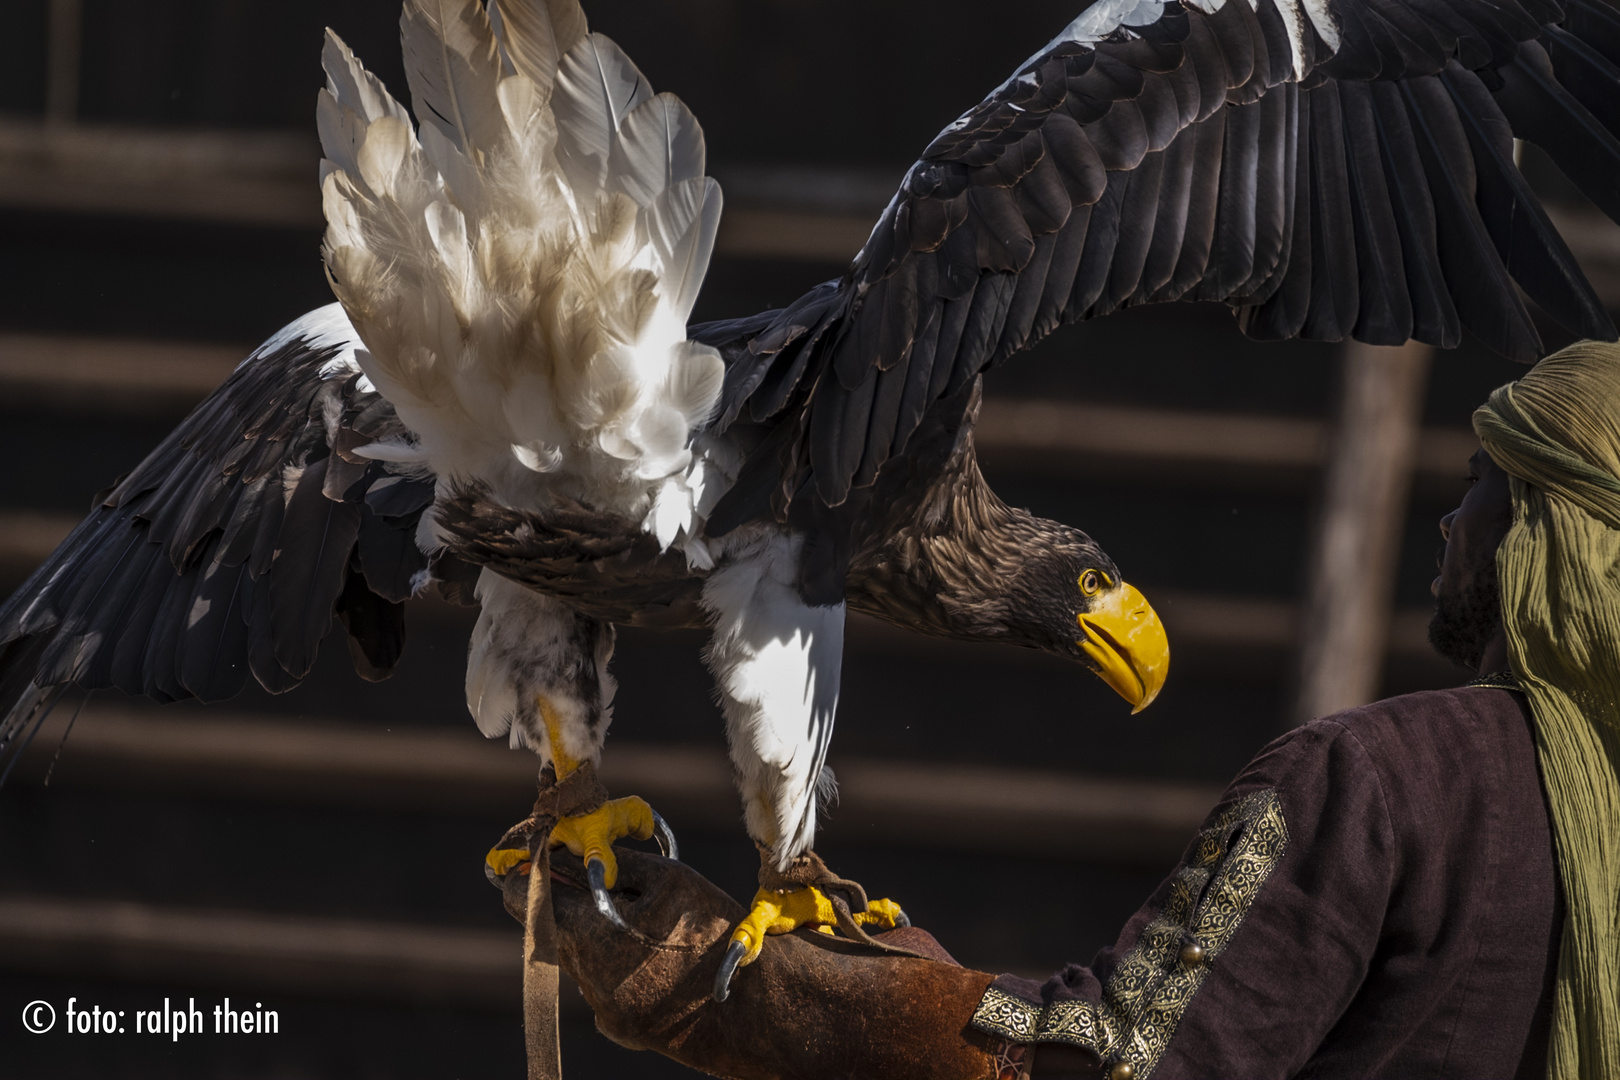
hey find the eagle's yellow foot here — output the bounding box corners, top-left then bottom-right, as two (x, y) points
(551, 795), (656, 887)
(711, 886), (909, 1001)
(482, 796), (679, 929)
(551, 796), (679, 931)
(484, 845), (534, 882)
(484, 811), (551, 887)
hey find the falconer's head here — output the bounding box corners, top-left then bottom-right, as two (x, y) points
(1433, 339), (1620, 672)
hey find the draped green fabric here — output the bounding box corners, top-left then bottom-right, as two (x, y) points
(1474, 340), (1620, 1080)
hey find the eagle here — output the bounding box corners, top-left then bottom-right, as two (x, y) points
(3, 0), (1619, 1003)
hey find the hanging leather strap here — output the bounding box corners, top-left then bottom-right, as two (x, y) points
(523, 840), (563, 1080)
(519, 761), (609, 1080)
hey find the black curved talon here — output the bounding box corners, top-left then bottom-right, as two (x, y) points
(895, 908), (911, 929)
(713, 939), (747, 1003)
(651, 810), (679, 861)
(586, 857), (632, 932)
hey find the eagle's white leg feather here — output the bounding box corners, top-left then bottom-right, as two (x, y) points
(702, 533), (844, 871)
(466, 570), (616, 772)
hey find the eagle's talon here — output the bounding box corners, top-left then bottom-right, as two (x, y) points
(651, 809), (679, 861)
(713, 939), (748, 1002)
(586, 857), (632, 932)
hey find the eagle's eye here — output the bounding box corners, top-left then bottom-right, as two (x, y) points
(1079, 570), (1102, 596)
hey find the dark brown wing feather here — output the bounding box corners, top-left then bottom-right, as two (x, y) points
(0, 309), (436, 779)
(703, 0), (1620, 597)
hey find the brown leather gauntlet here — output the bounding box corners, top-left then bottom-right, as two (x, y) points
(502, 848), (1023, 1080)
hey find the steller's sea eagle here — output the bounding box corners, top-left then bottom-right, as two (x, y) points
(4, 0), (1620, 1001)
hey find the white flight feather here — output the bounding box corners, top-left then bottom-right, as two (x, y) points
(318, 0), (726, 566)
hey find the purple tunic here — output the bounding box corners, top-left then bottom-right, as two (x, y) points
(971, 685), (1562, 1079)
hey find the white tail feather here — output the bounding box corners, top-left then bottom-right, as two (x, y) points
(319, 0), (725, 545)
(399, 0), (505, 157)
(490, 0), (587, 100)
(610, 93), (706, 205)
(318, 35), (410, 182)
(551, 34), (654, 195)
(646, 176), (722, 325)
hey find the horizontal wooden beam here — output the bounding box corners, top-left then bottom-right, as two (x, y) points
(712, 206), (871, 263)
(0, 121), (319, 228)
(0, 332), (242, 412)
(0, 893), (523, 1009)
(0, 510), (85, 572)
(14, 704), (1222, 867)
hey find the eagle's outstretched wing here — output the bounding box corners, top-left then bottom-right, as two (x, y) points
(0, 306), (438, 777)
(708, 0), (1620, 558)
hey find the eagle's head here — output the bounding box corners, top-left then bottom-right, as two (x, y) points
(1008, 538), (1170, 714)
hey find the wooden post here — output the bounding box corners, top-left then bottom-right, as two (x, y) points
(1291, 339), (1433, 726)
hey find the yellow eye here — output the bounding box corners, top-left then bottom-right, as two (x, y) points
(1080, 570), (1102, 596)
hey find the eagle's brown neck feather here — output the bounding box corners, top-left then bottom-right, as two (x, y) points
(845, 435), (1072, 646)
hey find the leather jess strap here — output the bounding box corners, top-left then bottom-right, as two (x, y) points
(521, 762), (609, 1080)
(523, 841), (563, 1080)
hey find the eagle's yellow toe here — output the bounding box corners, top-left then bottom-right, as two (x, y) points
(713, 885), (908, 999)
(549, 795), (656, 889)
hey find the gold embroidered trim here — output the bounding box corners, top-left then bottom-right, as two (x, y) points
(1467, 670), (1523, 692)
(970, 789), (1289, 1077)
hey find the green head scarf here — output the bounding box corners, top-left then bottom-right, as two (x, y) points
(1474, 340), (1620, 1080)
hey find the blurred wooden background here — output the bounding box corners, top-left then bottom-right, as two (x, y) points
(2, 1), (1617, 1076)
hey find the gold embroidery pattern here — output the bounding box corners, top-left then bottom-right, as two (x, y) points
(1467, 670), (1523, 692)
(970, 789), (1289, 1077)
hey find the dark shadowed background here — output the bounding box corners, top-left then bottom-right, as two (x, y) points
(2, 1), (1617, 1077)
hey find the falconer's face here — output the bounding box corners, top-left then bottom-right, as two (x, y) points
(1429, 447), (1514, 668)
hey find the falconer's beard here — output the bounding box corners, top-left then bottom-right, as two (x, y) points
(1429, 569), (1502, 671)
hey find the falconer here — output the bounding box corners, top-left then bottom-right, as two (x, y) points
(529, 340), (1620, 1080)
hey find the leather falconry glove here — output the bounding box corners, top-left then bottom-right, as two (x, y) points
(500, 847), (1087, 1079)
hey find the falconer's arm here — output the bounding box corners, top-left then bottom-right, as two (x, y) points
(516, 719), (1406, 1080)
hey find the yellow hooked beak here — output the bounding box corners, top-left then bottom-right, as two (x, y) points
(1077, 582), (1169, 714)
